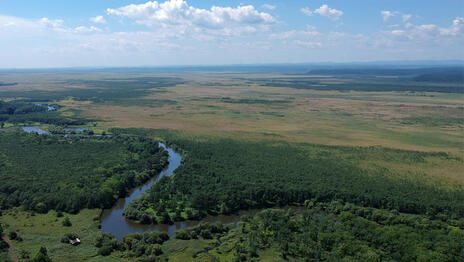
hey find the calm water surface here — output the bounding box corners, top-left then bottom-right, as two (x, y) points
(100, 143), (184, 240)
(22, 126), (50, 135)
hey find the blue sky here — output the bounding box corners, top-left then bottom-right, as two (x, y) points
(0, 0), (462, 67)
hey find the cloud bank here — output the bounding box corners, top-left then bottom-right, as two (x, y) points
(106, 0), (275, 35)
(0, 1), (462, 67)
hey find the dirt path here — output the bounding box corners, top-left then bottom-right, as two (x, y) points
(2, 236), (19, 262)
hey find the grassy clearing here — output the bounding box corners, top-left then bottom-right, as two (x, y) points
(0, 251), (12, 262)
(0, 208), (220, 262)
(0, 208), (126, 262)
(161, 239), (216, 261)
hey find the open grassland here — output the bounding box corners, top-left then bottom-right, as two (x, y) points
(66, 74), (463, 154)
(1, 72), (462, 152)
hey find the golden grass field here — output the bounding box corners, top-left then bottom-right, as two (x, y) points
(1, 72), (463, 187)
(61, 73), (464, 153)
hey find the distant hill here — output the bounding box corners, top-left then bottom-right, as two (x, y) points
(413, 73), (464, 83)
(0, 82), (18, 87)
(307, 67), (464, 77)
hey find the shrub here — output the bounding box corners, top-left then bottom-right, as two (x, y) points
(62, 217), (72, 227)
(98, 245), (113, 256)
(32, 247), (52, 262)
(8, 231), (17, 240)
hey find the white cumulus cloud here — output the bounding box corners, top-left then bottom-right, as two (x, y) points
(382, 11), (413, 24)
(402, 14), (412, 22)
(301, 5), (343, 19)
(440, 17), (464, 36)
(106, 0), (275, 35)
(39, 17), (65, 31)
(74, 26), (102, 33)
(301, 7), (312, 16)
(314, 5), (343, 19)
(0, 14), (102, 35)
(262, 4), (276, 11)
(381, 11), (397, 21)
(90, 15), (106, 24)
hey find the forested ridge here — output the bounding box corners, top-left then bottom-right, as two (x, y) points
(0, 131), (168, 213)
(119, 129), (464, 225)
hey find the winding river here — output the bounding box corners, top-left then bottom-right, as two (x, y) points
(100, 143), (183, 240)
(99, 142), (267, 240)
(20, 127), (274, 242)
(21, 127), (187, 239)
(99, 143), (262, 240)
(20, 127), (245, 240)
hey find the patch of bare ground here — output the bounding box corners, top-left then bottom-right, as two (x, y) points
(2, 236), (19, 262)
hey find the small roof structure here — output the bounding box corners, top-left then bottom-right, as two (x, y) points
(69, 238), (81, 246)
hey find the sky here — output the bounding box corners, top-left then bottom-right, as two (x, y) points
(0, 0), (463, 68)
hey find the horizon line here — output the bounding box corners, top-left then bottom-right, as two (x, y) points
(0, 59), (463, 71)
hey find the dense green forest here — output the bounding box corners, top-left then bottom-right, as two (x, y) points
(119, 129), (464, 225)
(0, 100), (87, 126)
(94, 202), (464, 261)
(0, 131), (168, 213)
(213, 203), (464, 261)
(0, 100), (50, 115)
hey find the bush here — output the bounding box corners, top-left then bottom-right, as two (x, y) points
(95, 233), (117, 248)
(175, 230), (191, 240)
(19, 249), (30, 259)
(0, 239), (9, 250)
(62, 217), (72, 227)
(8, 231), (17, 240)
(32, 247), (52, 262)
(98, 245), (113, 256)
(152, 244), (163, 256)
